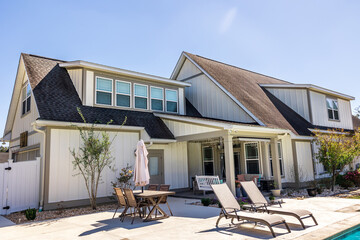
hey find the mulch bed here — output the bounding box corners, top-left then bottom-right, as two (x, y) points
(5, 202), (118, 225)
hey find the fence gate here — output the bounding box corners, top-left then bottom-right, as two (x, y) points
(0, 158), (40, 215)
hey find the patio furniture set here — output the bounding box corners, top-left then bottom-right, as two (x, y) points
(113, 184), (175, 224)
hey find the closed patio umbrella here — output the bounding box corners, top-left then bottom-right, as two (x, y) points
(134, 139), (150, 192)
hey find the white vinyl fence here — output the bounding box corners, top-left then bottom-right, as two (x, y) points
(0, 158), (40, 215)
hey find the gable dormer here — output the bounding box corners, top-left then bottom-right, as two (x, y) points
(60, 61), (190, 115)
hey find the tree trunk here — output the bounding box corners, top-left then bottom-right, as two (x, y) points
(331, 168), (336, 192)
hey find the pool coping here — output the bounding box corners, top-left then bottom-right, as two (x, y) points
(296, 214), (360, 240)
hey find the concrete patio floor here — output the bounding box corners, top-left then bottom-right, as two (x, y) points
(1, 196), (360, 240)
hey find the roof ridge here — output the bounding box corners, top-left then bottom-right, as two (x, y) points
(22, 53), (65, 63)
(185, 52), (292, 84)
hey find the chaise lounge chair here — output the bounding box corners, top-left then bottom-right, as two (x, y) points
(240, 181), (318, 229)
(211, 183), (291, 238)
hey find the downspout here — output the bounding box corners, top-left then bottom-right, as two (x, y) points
(32, 122), (46, 211)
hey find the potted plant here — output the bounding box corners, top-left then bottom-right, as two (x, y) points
(235, 181), (241, 198)
(307, 181), (317, 197)
(270, 182), (281, 197)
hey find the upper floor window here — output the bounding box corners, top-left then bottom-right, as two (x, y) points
(134, 84), (148, 109)
(165, 89), (178, 113)
(326, 98), (339, 120)
(22, 83), (31, 115)
(96, 77), (112, 105)
(116, 80), (131, 107)
(151, 87), (164, 111)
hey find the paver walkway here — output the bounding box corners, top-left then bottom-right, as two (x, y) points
(0, 216), (15, 228)
(0, 197), (359, 239)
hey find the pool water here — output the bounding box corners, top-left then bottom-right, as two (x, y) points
(327, 224), (360, 240)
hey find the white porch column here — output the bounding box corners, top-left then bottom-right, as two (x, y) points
(223, 134), (235, 194)
(270, 137), (282, 189)
(261, 142), (271, 180)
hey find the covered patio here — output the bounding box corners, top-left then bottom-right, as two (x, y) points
(156, 113), (311, 194)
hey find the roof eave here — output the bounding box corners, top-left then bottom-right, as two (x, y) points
(260, 84), (355, 100)
(60, 60), (191, 87)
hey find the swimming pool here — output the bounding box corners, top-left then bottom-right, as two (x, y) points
(326, 224), (360, 240)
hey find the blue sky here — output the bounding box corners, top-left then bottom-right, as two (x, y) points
(0, 0), (359, 134)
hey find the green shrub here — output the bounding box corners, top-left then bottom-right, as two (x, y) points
(336, 174), (355, 189)
(25, 208), (37, 220)
(201, 198), (212, 206)
(269, 196), (275, 201)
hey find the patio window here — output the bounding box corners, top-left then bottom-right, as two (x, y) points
(203, 147), (214, 175)
(326, 98), (339, 120)
(22, 82), (31, 115)
(96, 77), (113, 105)
(269, 142), (284, 176)
(116, 80), (131, 107)
(134, 84), (148, 109)
(165, 89), (178, 113)
(245, 143), (260, 174)
(150, 86), (164, 111)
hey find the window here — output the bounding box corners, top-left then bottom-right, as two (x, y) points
(326, 98), (339, 120)
(134, 84), (148, 109)
(116, 80), (131, 107)
(22, 83), (31, 115)
(150, 87), (164, 111)
(203, 147), (214, 175)
(96, 77), (113, 105)
(269, 142), (284, 176)
(165, 89), (178, 113)
(245, 143), (260, 174)
(13, 148), (40, 162)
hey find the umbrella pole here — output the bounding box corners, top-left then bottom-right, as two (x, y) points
(142, 186), (144, 193)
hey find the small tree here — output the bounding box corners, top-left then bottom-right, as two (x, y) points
(313, 129), (360, 191)
(70, 108), (126, 209)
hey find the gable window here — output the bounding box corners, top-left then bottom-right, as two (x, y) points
(269, 142), (284, 177)
(22, 82), (31, 115)
(245, 143), (260, 174)
(326, 98), (339, 120)
(165, 89), (178, 113)
(134, 84), (148, 109)
(96, 77), (112, 105)
(151, 87), (164, 111)
(203, 146), (214, 175)
(116, 80), (131, 107)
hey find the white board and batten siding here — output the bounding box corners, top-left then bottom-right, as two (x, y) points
(67, 69), (83, 101)
(48, 129), (139, 203)
(149, 142), (189, 189)
(266, 88), (310, 121)
(295, 141), (314, 182)
(176, 59), (255, 123)
(309, 91), (353, 129)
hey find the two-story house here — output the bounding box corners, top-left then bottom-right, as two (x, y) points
(2, 52), (358, 211)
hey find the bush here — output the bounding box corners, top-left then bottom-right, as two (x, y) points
(201, 198), (212, 206)
(336, 174), (355, 189)
(25, 208), (37, 220)
(344, 170), (360, 187)
(269, 196), (275, 201)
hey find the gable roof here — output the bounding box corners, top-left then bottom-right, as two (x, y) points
(180, 52), (300, 134)
(19, 54), (174, 140)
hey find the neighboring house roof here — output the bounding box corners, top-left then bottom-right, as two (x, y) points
(352, 115), (360, 129)
(21, 54), (174, 140)
(182, 52), (300, 134)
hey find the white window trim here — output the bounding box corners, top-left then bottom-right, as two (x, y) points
(326, 97), (340, 121)
(22, 82), (31, 115)
(134, 83), (148, 110)
(245, 142), (261, 174)
(95, 76), (113, 106)
(269, 142), (285, 177)
(202, 146), (214, 175)
(165, 88), (178, 113)
(150, 86), (164, 111)
(115, 80), (131, 108)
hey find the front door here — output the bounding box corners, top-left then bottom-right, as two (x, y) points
(148, 150), (164, 185)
